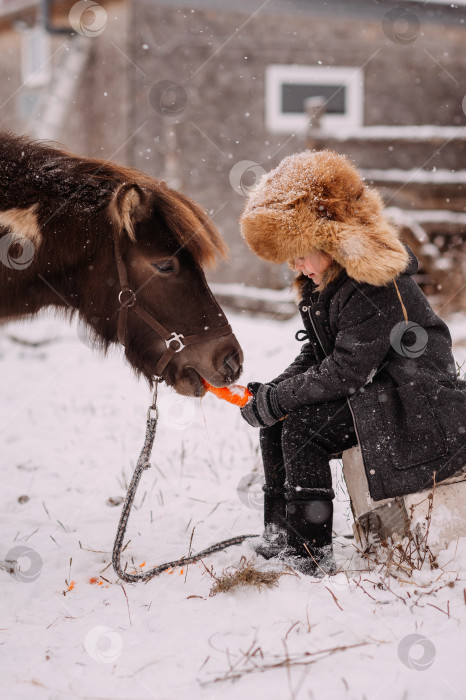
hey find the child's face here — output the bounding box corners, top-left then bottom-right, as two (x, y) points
(293, 250), (333, 284)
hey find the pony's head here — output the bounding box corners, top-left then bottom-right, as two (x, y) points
(85, 177), (243, 396)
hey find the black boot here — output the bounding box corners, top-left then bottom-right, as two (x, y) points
(280, 499), (337, 577)
(253, 494), (288, 560)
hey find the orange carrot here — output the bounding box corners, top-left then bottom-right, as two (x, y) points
(202, 379), (252, 407)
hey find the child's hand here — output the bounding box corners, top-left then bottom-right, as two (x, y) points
(240, 382), (286, 428)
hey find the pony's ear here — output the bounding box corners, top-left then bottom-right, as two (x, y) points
(110, 183), (150, 242)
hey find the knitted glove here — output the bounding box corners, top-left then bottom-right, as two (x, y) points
(240, 382), (286, 428)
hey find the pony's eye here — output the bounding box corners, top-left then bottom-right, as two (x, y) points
(152, 260), (175, 275)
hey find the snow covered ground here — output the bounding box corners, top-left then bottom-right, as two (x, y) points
(2, 305), (466, 700)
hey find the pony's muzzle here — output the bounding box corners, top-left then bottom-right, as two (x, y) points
(212, 345), (243, 385)
(222, 350), (242, 377)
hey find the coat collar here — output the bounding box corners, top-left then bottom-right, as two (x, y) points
(299, 267), (348, 307)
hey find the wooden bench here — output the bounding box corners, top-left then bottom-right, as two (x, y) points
(341, 445), (466, 555)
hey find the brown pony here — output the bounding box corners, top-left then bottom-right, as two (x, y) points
(0, 132), (243, 395)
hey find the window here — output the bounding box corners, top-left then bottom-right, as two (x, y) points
(265, 65), (364, 134)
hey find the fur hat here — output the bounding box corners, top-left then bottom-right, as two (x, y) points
(240, 150), (409, 287)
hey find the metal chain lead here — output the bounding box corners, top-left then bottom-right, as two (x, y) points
(112, 379), (257, 583)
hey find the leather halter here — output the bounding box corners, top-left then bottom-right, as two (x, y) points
(113, 230), (233, 377)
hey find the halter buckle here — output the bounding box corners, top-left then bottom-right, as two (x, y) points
(118, 288), (137, 308)
(166, 331), (185, 353)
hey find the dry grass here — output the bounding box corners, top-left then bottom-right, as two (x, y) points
(201, 555), (290, 596)
(355, 478), (439, 579)
(199, 635), (371, 685)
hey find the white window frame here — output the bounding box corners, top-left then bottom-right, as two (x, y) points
(265, 64), (364, 134)
(21, 25), (51, 88)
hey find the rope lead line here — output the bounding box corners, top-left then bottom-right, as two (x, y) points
(112, 380), (257, 583)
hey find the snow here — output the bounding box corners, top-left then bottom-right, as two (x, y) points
(2, 307), (466, 699)
(385, 207), (466, 226)
(209, 282), (295, 303)
(314, 125), (466, 141)
(414, 0), (466, 5)
(361, 167), (466, 184)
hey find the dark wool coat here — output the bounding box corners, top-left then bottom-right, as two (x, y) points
(273, 243), (466, 501)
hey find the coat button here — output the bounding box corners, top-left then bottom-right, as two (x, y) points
(370, 469), (376, 475)
(316, 310), (321, 315)
(302, 306), (308, 312)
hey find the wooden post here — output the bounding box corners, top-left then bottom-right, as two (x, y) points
(341, 445), (466, 555)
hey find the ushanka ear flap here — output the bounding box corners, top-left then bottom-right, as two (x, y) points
(240, 207), (310, 264)
(241, 208), (284, 263)
(241, 192), (326, 265)
(330, 221), (410, 287)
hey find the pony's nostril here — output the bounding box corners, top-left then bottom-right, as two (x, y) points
(222, 351), (241, 376)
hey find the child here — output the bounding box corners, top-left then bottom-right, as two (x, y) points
(239, 150), (466, 576)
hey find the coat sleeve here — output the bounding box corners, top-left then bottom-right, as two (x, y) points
(269, 342), (317, 384)
(276, 283), (398, 410)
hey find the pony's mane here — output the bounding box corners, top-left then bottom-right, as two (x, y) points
(2, 132), (226, 269)
(78, 159), (227, 269)
(143, 181), (227, 269)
